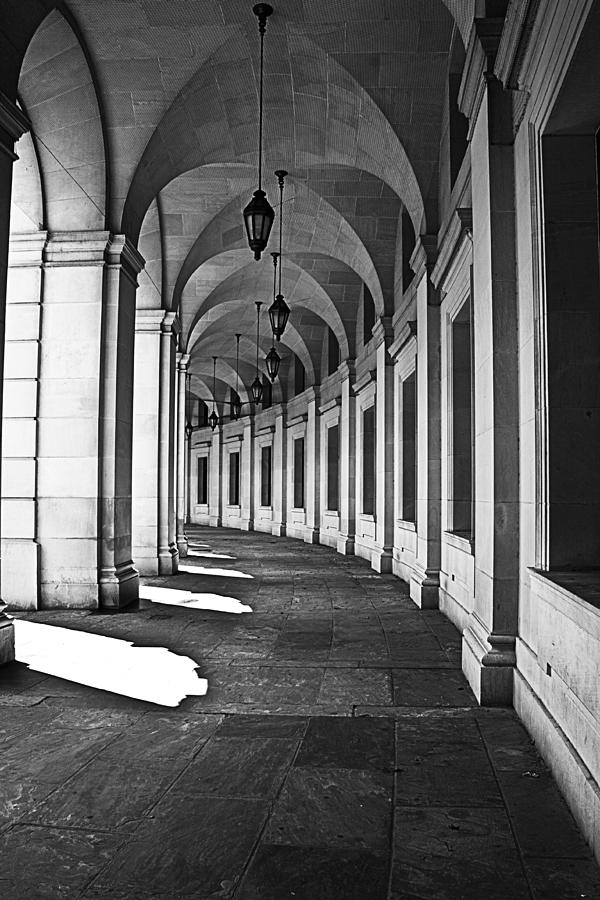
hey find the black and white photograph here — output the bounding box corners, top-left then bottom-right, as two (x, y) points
(0, 0), (599, 896)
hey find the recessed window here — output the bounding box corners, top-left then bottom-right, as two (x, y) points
(197, 456), (208, 505)
(293, 436), (305, 509)
(401, 372), (416, 522)
(451, 298), (472, 536)
(327, 424), (340, 512)
(229, 451), (240, 506)
(362, 406), (376, 515)
(294, 357), (305, 396)
(363, 287), (375, 344)
(261, 444), (272, 507)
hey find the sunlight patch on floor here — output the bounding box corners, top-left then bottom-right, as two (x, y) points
(140, 586), (252, 614)
(13, 620), (208, 707)
(187, 551), (236, 560)
(178, 564), (253, 579)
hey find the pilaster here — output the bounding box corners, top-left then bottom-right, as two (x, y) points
(410, 236), (443, 609)
(373, 318), (395, 573)
(272, 404), (287, 536)
(176, 353), (189, 554)
(337, 361), (356, 555)
(460, 23), (520, 706)
(305, 387), (320, 544)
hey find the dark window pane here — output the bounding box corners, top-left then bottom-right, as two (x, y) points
(229, 451), (240, 506)
(327, 424), (340, 511)
(362, 406), (376, 515)
(197, 456), (208, 505)
(402, 373), (416, 522)
(451, 299), (472, 535)
(293, 437), (305, 509)
(261, 445), (272, 507)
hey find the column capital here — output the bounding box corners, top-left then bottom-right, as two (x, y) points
(177, 352), (190, 371)
(458, 16), (504, 130)
(372, 316), (394, 349)
(8, 230), (48, 266)
(161, 311), (181, 337)
(409, 235), (438, 283)
(106, 234), (146, 286)
(337, 359), (356, 383)
(0, 91), (30, 160)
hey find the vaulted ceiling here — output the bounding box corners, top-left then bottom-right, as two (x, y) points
(7, 0), (471, 405)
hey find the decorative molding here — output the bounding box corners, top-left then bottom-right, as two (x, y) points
(430, 208), (473, 290)
(372, 315), (394, 349)
(0, 92), (30, 160)
(287, 413), (308, 427)
(318, 396), (341, 415)
(458, 17), (504, 138)
(8, 230), (48, 266)
(255, 423), (276, 435)
(389, 320), (417, 359)
(106, 234), (146, 286)
(44, 231), (111, 266)
(352, 368), (377, 396)
(409, 235), (437, 284)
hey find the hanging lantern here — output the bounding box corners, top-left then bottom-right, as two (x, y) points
(243, 3), (274, 260)
(231, 394), (243, 420)
(265, 345), (281, 382)
(268, 293), (290, 341)
(250, 374), (263, 404)
(243, 191), (275, 261)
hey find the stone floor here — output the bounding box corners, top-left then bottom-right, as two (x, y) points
(1, 527), (599, 899)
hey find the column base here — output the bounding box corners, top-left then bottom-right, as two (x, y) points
(372, 547), (393, 574)
(176, 534), (188, 557)
(158, 546), (178, 575)
(336, 534), (355, 556)
(99, 561), (139, 610)
(240, 519), (254, 532)
(209, 515), (222, 527)
(410, 566), (440, 609)
(303, 528), (320, 545)
(0, 616), (15, 665)
(462, 612), (515, 706)
(272, 522), (286, 537)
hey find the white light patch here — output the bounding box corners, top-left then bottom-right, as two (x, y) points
(187, 551), (236, 560)
(178, 564), (253, 579)
(140, 585), (252, 614)
(13, 620), (207, 707)
(140, 585), (252, 613)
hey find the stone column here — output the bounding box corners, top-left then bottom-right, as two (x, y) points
(2, 232), (45, 609)
(209, 425), (223, 527)
(176, 353), (189, 555)
(459, 21), (520, 704)
(338, 361), (356, 555)
(373, 318), (395, 573)
(305, 387), (320, 544)
(158, 313), (179, 573)
(241, 416), (254, 530)
(0, 92), (30, 661)
(410, 237), (443, 608)
(272, 404), (287, 536)
(96, 236), (144, 607)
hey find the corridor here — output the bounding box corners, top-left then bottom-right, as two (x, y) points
(1, 528), (599, 899)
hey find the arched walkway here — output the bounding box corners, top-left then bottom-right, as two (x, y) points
(2, 528), (598, 898)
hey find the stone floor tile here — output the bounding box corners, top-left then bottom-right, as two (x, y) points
(26, 755), (183, 832)
(216, 713), (308, 739)
(294, 716), (394, 771)
(391, 807), (531, 899)
(476, 710), (543, 772)
(0, 726), (115, 783)
(200, 665), (324, 708)
(0, 825), (126, 899)
(88, 795), (269, 898)
(0, 780), (57, 833)
(171, 735), (299, 799)
(264, 766), (392, 852)
(317, 667), (393, 706)
(497, 770), (593, 858)
(101, 712), (223, 759)
(393, 668), (477, 707)
(237, 845), (389, 900)
(525, 856), (600, 898)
